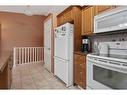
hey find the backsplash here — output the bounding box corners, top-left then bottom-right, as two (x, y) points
(90, 31), (127, 52)
(91, 32), (127, 42)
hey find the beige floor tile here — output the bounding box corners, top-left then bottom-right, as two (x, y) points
(12, 63), (79, 90)
(22, 83), (37, 89)
(11, 82), (22, 89)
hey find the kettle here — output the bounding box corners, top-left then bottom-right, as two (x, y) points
(98, 43), (109, 57)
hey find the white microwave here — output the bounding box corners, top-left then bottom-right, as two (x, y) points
(94, 6), (127, 33)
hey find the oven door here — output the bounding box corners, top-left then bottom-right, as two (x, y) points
(87, 58), (127, 89)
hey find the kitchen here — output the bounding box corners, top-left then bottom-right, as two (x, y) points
(0, 5), (127, 90)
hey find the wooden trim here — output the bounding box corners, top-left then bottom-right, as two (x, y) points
(44, 14), (53, 23)
(50, 14), (54, 74)
(81, 5), (89, 9)
(82, 6), (93, 10)
(44, 14), (54, 73)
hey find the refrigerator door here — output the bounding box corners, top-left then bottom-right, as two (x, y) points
(54, 25), (69, 60)
(54, 57), (68, 84)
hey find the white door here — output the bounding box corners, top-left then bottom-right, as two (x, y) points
(44, 18), (52, 72)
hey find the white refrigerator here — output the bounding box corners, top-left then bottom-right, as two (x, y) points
(54, 23), (74, 87)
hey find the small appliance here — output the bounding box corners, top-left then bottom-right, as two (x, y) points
(81, 36), (90, 53)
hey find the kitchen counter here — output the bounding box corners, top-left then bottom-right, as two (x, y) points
(0, 51), (12, 73)
(74, 51), (89, 56)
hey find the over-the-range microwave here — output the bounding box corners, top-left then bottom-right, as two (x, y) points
(94, 6), (127, 33)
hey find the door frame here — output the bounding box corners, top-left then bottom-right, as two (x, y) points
(44, 14), (54, 73)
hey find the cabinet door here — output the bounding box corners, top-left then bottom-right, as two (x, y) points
(57, 16), (64, 26)
(63, 10), (72, 23)
(74, 54), (86, 88)
(0, 64), (8, 89)
(82, 7), (94, 35)
(57, 10), (72, 26)
(95, 6), (116, 15)
(7, 59), (12, 89)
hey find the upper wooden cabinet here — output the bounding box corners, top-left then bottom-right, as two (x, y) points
(63, 10), (73, 24)
(57, 7), (73, 26)
(94, 6), (116, 15)
(82, 6), (94, 36)
(57, 6), (82, 51)
(81, 6), (118, 36)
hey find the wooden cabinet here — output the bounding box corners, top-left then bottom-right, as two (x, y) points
(7, 56), (13, 89)
(82, 7), (94, 36)
(94, 6), (116, 15)
(0, 64), (8, 89)
(74, 53), (86, 88)
(57, 8), (73, 26)
(0, 55), (13, 89)
(63, 10), (73, 24)
(57, 6), (82, 51)
(57, 15), (64, 26)
(81, 6), (117, 36)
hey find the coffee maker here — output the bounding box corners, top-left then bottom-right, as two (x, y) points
(81, 36), (91, 53)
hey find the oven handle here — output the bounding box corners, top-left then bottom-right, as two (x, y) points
(88, 59), (127, 72)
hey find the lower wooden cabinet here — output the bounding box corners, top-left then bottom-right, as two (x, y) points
(0, 64), (8, 89)
(74, 52), (86, 89)
(0, 55), (13, 89)
(7, 56), (13, 89)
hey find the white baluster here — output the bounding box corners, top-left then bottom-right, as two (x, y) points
(35, 48), (37, 62)
(19, 48), (21, 64)
(28, 48), (29, 63)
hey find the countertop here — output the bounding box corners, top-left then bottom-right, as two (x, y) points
(74, 51), (89, 56)
(0, 51), (12, 73)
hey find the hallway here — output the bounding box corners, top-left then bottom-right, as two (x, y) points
(11, 63), (79, 89)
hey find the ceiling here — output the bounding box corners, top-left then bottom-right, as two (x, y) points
(0, 6), (69, 16)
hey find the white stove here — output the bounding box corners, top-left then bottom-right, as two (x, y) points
(87, 41), (127, 89)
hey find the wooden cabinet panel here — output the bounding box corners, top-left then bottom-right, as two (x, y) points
(0, 55), (13, 89)
(7, 57), (13, 89)
(57, 16), (64, 25)
(74, 53), (86, 88)
(94, 6), (116, 15)
(57, 8), (73, 26)
(82, 7), (94, 36)
(63, 10), (73, 23)
(0, 64), (8, 89)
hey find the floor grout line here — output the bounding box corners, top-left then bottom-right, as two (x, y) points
(12, 63), (79, 90)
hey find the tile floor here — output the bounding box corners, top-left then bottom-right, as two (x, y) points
(11, 62), (79, 89)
